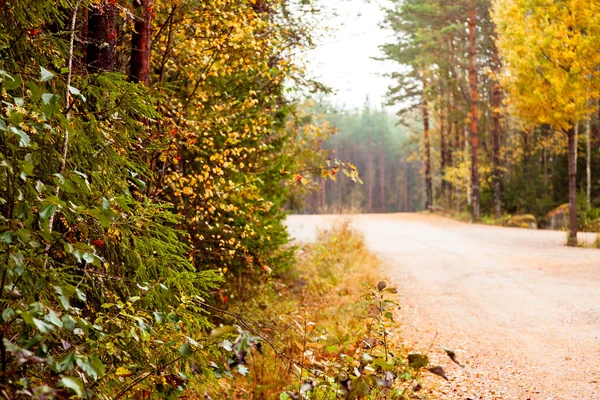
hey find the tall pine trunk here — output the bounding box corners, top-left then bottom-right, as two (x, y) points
(567, 126), (578, 246)
(468, 0), (480, 219)
(440, 103), (447, 209)
(131, 0), (153, 84)
(380, 149), (386, 213)
(403, 165), (409, 212)
(367, 135), (374, 212)
(422, 80), (433, 210)
(447, 103), (455, 209)
(492, 42), (501, 219)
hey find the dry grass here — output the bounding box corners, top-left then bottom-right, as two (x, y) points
(207, 221), (394, 399)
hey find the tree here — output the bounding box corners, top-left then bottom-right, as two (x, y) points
(131, 0), (153, 84)
(493, 0), (600, 245)
(468, 0), (481, 219)
(87, 0), (117, 72)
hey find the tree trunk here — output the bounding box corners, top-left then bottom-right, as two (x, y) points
(86, 1), (117, 72)
(380, 149), (386, 213)
(403, 165), (409, 212)
(468, 0), (480, 220)
(343, 143), (348, 209)
(567, 126), (578, 246)
(422, 83), (433, 210)
(321, 178), (326, 212)
(447, 102), (454, 209)
(492, 42), (501, 219)
(586, 118), (591, 208)
(131, 0), (153, 84)
(367, 135), (373, 212)
(440, 104), (447, 208)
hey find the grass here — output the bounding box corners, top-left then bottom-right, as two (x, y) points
(201, 221), (453, 399)
(204, 221), (416, 399)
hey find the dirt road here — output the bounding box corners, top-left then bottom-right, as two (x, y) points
(286, 213), (600, 399)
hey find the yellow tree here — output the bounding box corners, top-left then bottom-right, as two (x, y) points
(493, 0), (600, 245)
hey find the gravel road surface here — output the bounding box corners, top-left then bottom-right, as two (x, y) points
(286, 213), (600, 399)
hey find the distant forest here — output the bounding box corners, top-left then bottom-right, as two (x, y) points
(302, 104), (424, 213)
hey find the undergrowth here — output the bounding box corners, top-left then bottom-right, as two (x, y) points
(204, 222), (452, 399)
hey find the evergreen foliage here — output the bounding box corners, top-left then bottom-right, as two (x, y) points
(0, 0), (342, 397)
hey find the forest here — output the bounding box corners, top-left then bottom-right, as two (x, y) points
(309, 0), (600, 248)
(0, 0), (360, 398)
(0, 0), (599, 398)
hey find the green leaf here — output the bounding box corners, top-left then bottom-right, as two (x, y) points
(90, 356), (106, 378)
(76, 356), (100, 380)
(9, 126), (30, 147)
(408, 353), (429, 369)
(45, 309), (63, 328)
(41, 93), (58, 105)
(59, 376), (85, 397)
(325, 345), (338, 353)
(179, 343), (193, 358)
(0, 231), (13, 244)
(81, 252), (94, 264)
(153, 311), (166, 324)
(40, 67), (55, 82)
(9, 252), (25, 268)
(33, 318), (54, 333)
(4, 74), (21, 90)
(1, 308), (14, 323)
(75, 287), (87, 302)
(68, 85), (86, 102)
(58, 179), (78, 194)
(41, 93), (59, 118)
(26, 82), (41, 100)
(39, 204), (58, 220)
(56, 353), (76, 373)
(62, 315), (77, 332)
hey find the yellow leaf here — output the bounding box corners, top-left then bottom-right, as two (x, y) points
(116, 367), (134, 377)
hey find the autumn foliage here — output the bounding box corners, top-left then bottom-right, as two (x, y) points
(0, 0), (353, 397)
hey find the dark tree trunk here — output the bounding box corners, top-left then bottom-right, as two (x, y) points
(492, 42), (502, 219)
(422, 82), (433, 210)
(403, 161), (409, 212)
(567, 127), (578, 246)
(440, 104), (447, 208)
(367, 135), (373, 212)
(131, 0), (153, 84)
(468, 0), (480, 220)
(342, 143), (348, 209)
(447, 103), (454, 209)
(380, 149), (386, 213)
(86, 1), (117, 72)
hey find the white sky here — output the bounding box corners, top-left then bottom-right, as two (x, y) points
(305, 0), (397, 110)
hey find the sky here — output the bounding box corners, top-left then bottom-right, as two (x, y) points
(305, 0), (397, 110)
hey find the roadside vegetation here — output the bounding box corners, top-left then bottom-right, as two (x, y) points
(204, 222), (453, 399)
(0, 0), (362, 398)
